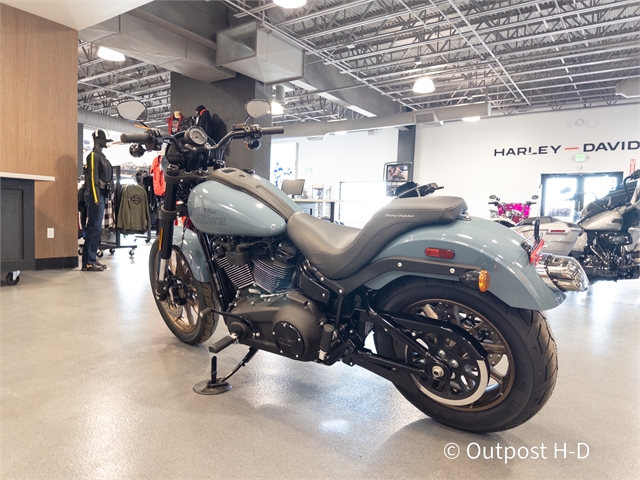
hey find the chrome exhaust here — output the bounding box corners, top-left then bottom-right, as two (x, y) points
(535, 254), (589, 292)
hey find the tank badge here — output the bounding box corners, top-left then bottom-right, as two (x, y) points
(192, 207), (227, 226)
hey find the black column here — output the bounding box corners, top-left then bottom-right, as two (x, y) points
(171, 72), (273, 178)
(397, 126), (416, 178)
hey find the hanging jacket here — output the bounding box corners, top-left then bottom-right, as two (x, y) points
(117, 184), (150, 234)
(150, 155), (166, 196)
(195, 108), (213, 140)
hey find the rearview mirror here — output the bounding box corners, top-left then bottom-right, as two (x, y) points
(245, 99), (270, 119)
(531, 195), (539, 200)
(489, 195), (497, 200)
(560, 187), (572, 194)
(117, 101), (148, 121)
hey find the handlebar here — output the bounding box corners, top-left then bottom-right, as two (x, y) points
(120, 132), (151, 143)
(261, 126), (285, 135)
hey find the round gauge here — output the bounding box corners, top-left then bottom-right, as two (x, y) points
(185, 126), (207, 146)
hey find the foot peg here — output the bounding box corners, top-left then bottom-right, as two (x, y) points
(209, 334), (238, 354)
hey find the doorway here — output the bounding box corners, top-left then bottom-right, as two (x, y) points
(540, 172), (623, 222)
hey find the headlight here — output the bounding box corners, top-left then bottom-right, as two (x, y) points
(535, 254), (588, 292)
(185, 126), (207, 146)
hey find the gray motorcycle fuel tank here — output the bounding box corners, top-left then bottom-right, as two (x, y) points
(579, 210), (623, 231)
(188, 181), (286, 236)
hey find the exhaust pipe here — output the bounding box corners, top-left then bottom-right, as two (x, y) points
(535, 254), (589, 292)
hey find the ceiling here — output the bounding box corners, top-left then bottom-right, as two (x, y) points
(2, 0), (153, 30)
(74, 0), (640, 130)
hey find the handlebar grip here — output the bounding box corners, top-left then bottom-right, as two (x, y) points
(120, 132), (150, 143)
(261, 127), (284, 135)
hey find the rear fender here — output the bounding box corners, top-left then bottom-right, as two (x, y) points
(172, 228), (210, 283)
(365, 217), (565, 311)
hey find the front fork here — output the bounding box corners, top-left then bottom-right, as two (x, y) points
(156, 168), (179, 298)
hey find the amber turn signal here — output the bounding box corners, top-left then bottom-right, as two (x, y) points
(478, 270), (490, 292)
(459, 269), (490, 292)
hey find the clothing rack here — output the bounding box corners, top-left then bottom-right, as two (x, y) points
(97, 165), (138, 257)
(133, 168), (158, 244)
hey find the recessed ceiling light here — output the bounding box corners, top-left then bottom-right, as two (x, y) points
(274, 0), (307, 8)
(462, 116), (481, 122)
(97, 46), (125, 62)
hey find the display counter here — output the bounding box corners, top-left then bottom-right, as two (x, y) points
(0, 172), (55, 285)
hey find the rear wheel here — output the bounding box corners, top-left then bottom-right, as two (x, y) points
(149, 239), (218, 345)
(374, 277), (557, 433)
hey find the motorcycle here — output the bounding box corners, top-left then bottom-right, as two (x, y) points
(116, 99), (588, 433)
(513, 171), (640, 283)
(488, 194), (538, 227)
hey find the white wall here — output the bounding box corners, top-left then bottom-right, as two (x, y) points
(414, 104), (640, 217)
(273, 128), (399, 198)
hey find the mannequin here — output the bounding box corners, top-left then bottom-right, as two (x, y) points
(81, 129), (113, 271)
(167, 111), (184, 135)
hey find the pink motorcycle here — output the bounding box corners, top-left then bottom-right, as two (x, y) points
(488, 194), (538, 227)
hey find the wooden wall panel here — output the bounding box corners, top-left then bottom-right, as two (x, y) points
(0, 4), (78, 260)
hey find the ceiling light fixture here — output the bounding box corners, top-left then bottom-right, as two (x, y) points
(412, 76), (435, 94)
(271, 100), (284, 115)
(274, 0), (307, 8)
(462, 116), (481, 122)
(97, 46), (125, 62)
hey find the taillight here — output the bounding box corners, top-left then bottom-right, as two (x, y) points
(529, 239), (545, 264)
(425, 248), (455, 259)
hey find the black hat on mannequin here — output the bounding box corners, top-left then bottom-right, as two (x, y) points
(92, 129), (113, 142)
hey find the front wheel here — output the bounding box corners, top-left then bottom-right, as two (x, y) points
(149, 239), (218, 345)
(374, 277), (558, 433)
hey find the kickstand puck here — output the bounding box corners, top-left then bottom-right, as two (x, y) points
(193, 379), (232, 395)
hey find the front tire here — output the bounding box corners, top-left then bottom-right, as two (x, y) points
(149, 239), (218, 345)
(374, 277), (558, 433)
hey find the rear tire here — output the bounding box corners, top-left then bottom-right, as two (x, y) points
(149, 239), (218, 345)
(374, 277), (557, 433)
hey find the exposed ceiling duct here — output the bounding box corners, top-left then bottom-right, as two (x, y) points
(78, 108), (143, 133)
(79, 12), (235, 83)
(617, 78), (640, 98)
(216, 21), (305, 85)
(277, 102), (491, 139)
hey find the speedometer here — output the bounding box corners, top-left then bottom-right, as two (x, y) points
(185, 126), (207, 146)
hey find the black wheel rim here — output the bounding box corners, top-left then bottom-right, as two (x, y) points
(402, 299), (515, 411)
(157, 249), (200, 334)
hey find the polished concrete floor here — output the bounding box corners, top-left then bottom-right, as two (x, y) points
(1, 244), (638, 479)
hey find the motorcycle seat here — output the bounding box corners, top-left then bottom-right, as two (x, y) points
(287, 196), (467, 280)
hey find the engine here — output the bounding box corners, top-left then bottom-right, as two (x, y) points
(212, 235), (325, 361)
(213, 236), (298, 294)
(578, 233), (640, 281)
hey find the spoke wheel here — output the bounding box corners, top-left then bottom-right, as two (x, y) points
(374, 277), (558, 433)
(403, 300), (513, 411)
(149, 239), (218, 345)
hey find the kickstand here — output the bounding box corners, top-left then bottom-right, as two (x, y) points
(193, 347), (259, 395)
